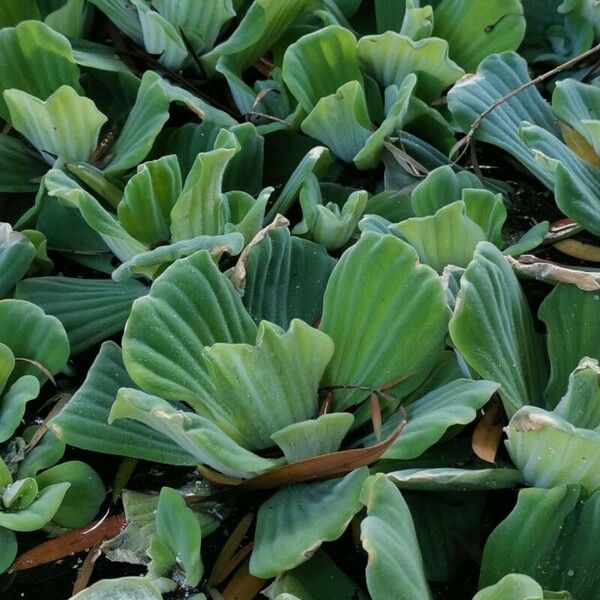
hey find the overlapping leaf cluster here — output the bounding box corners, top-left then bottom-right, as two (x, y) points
(0, 1), (599, 599)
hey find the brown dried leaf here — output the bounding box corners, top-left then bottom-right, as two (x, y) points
(236, 423), (405, 491)
(209, 513), (254, 586)
(221, 559), (266, 600)
(472, 398), (505, 464)
(554, 239), (600, 263)
(11, 514), (126, 572)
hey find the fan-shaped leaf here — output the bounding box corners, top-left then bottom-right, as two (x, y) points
(357, 32), (463, 103)
(110, 388), (280, 478)
(282, 25), (363, 113)
(250, 468), (368, 578)
(390, 201), (487, 273)
(123, 250), (257, 407)
(16, 277), (147, 355)
(320, 232), (448, 409)
(238, 227), (335, 329)
(449, 242), (547, 416)
(433, 0), (526, 72)
(51, 342), (196, 465)
(35, 461), (105, 529)
(0, 20), (82, 120)
(474, 574), (544, 600)
(5, 86), (107, 163)
(70, 577), (163, 600)
(360, 474), (431, 600)
(539, 283), (600, 407)
(479, 485), (600, 597)
(0, 299), (69, 384)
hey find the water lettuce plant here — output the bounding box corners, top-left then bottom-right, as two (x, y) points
(0, 0), (599, 599)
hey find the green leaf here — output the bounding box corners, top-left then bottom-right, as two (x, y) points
(5, 85), (107, 164)
(104, 71), (171, 174)
(0, 134), (47, 193)
(461, 189), (507, 248)
(0, 20), (82, 121)
(2, 477), (38, 511)
(479, 485), (600, 597)
(118, 155), (182, 246)
(44, 169), (147, 263)
(70, 577), (163, 600)
(539, 283), (600, 408)
(0, 1), (40, 27)
(169, 140), (238, 241)
(265, 550), (366, 600)
(16, 277), (147, 355)
(51, 342), (196, 466)
(35, 460), (105, 528)
(0, 224), (36, 299)
(293, 177), (367, 250)
(503, 221), (549, 256)
(112, 233), (244, 282)
(154, 487), (202, 586)
(130, 0), (188, 69)
(0, 482), (69, 531)
(554, 358), (600, 429)
(357, 32), (463, 103)
(506, 405), (600, 493)
(200, 319), (333, 449)
(17, 428), (66, 480)
(0, 526), (17, 574)
(110, 388), (280, 478)
(320, 232), (449, 409)
(86, 0), (144, 45)
(0, 299), (69, 384)
(0, 375), (39, 443)
(449, 242), (547, 416)
(474, 574), (545, 600)
(376, 378), (499, 460)
(389, 201), (487, 273)
(122, 250), (257, 408)
(552, 78), (600, 157)
(433, 0), (526, 72)
(410, 165), (483, 217)
(301, 81), (372, 164)
(238, 227), (336, 329)
(250, 468), (368, 578)
(271, 413), (355, 462)
(360, 474), (431, 600)
(518, 123), (600, 236)
(447, 52), (559, 188)
(282, 25), (363, 113)
(387, 467), (523, 491)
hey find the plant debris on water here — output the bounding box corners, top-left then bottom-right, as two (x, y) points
(0, 0), (599, 598)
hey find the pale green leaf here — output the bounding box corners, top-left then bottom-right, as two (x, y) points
(250, 468), (368, 578)
(110, 388), (280, 478)
(0, 20), (82, 120)
(0, 299), (69, 384)
(474, 574), (544, 600)
(16, 276), (147, 355)
(51, 342), (196, 465)
(0, 375), (39, 443)
(539, 283), (600, 407)
(357, 32), (463, 103)
(479, 485), (600, 597)
(70, 576), (163, 600)
(282, 25), (363, 113)
(320, 232), (449, 409)
(155, 487), (202, 586)
(0, 482), (69, 531)
(433, 0), (526, 72)
(271, 413), (354, 462)
(123, 250), (257, 407)
(5, 86), (107, 163)
(0, 224), (36, 299)
(36, 461), (105, 528)
(387, 467), (523, 491)
(554, 358), (600, 429)
(389, 201), (487, 273)
(449, 242), (547, 416)
(360, 474), (431, 600)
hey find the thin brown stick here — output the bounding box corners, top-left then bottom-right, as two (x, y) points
(451, 41), (600, 164)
